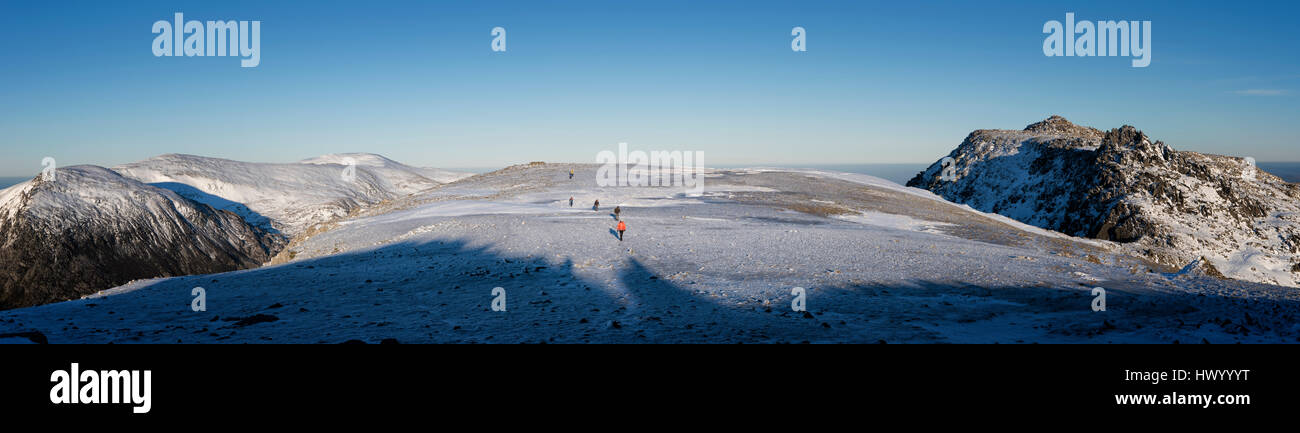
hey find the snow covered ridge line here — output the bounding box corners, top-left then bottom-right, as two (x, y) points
(1043, 12), (1151, 68)
(114, 153), (469, 236)
(596, 142), (705, 195)
(152, 12), (261, 67)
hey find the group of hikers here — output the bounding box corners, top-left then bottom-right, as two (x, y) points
(567, 169), (626, 241)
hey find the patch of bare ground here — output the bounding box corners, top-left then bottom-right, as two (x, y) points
(713, 170), (1178, 273)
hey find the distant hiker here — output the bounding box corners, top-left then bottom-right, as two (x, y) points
(569, 169), (574, 180)
(613, 206), (621, 220)
(594, 200), (600, 211)
(569, 196), (574, 207)
(616, 220), (626, 241)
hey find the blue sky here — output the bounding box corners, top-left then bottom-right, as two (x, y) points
(1, 0), (1296, 176)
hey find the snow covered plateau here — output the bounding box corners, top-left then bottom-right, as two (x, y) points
(3, 150), (1299, 344)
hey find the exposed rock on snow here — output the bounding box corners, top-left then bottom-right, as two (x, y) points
(908, 116), (1300, 287)
(0, 166), (283, 309)
(1167, 256), (1227, 280)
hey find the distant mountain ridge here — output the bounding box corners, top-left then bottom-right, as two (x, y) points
(299, 153), (471, 184)
(909, 116), (1300, 287)
(115, 153), (472, 236)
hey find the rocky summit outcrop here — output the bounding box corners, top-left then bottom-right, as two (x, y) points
(0, 166), (285, 309)
(909, 116), (1300, 287)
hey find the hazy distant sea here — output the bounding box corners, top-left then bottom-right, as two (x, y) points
(788, 163), (929, 185)
(0, 177), (29, 189)
(740, 162), (1300, 186)
(716, 163), (927, 186)
(1258, 162), (1300, 184)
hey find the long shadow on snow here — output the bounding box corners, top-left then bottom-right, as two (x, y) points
(792, 279), (1300, 343)
(150, 182), (281, 235)
(3, 237), (1298, 343)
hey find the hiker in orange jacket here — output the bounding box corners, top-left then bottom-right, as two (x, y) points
(616, 220), (626, 241)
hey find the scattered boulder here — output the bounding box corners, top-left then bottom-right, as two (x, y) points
(232, 314), (279, 327)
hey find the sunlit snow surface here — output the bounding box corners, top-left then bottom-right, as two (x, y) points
(112, 153), (472, 236)
(3, 164), (1298, 344)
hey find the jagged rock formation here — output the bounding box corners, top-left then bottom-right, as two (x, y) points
(0, 166), (285, 309)
(909, 116), (1300, 287)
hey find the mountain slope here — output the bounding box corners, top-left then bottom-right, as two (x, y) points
(299, 153), (472, 185)
(908, 116), (1300, 287)
(114, 153), (468, 236)
(0, 166), (283, 309)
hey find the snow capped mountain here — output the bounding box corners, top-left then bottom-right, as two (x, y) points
(115, 153), (470, 236)
(0, 166), (283, 309)
(0, 153), (470, 309)
(909, 116), (1300, 287)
